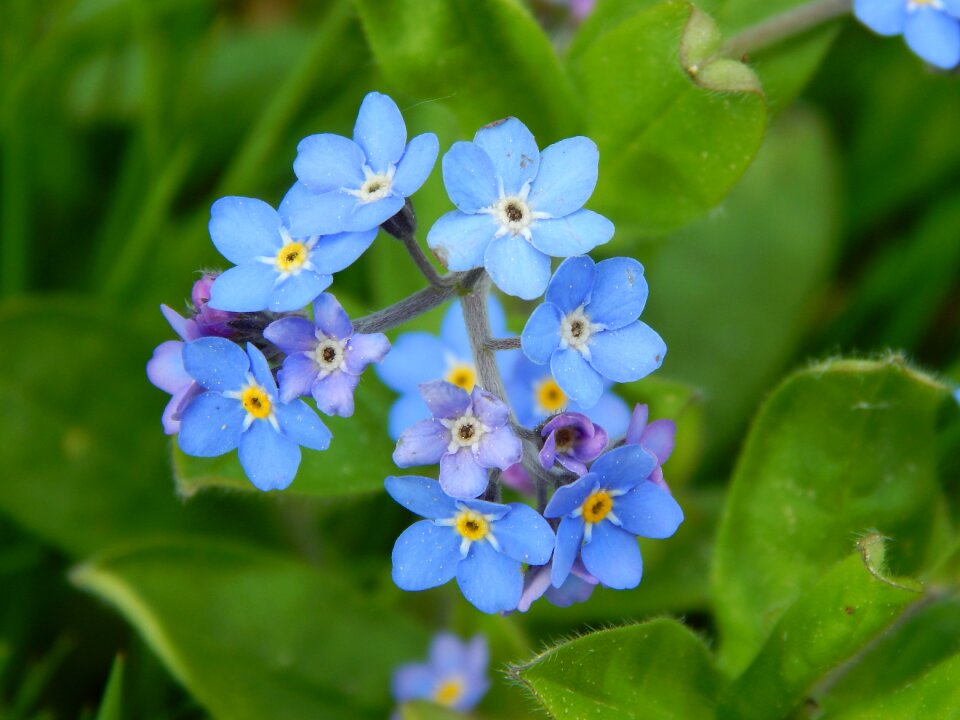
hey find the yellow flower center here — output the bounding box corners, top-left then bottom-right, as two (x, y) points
(536, 378), (568, 413)
(433, 677), (465, 707)
(445, 364), (476, 392)
(242, 386), (272, 419)
(454, 510), (489, 541)
(582, 491), (613, 524)
(276, 241), (308, 272)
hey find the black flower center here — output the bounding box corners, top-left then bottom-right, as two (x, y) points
(505, 202), (524, 222)
(459, 423), (476, 441)
(322, 346), (337, 363)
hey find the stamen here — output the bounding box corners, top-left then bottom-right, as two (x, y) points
(313, 338), (346, 375)
(241, 386), (272, 420)
(275, 241), (308, 273)
(454, 510), (490, 541)
(445, 363), (477, 392)
(535, 378), (568, 414)
(560, 308), (595, 352)
(448, 415), (485, 449)
(581, 490), (613, 524)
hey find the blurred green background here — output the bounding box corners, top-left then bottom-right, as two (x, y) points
(2, 0), (959, 717)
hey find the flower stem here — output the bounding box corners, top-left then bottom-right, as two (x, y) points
(460, 273), (510, 404)
(398, 229), (449, 288)
(723, 0), (851, 57)
(486, 337), (521, 351)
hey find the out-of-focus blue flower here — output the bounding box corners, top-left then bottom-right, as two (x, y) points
(854, 0), (960, 69)
(625, 404), (676, 493)
(517, 558), (597, 612)
(427, 117), (613, 299)
(392, 633), (490, 712)
(544, 445), (683, 590)
(521, 256), (666, 409)
(283, 92), (439, 236)
(376, 297), (508, 439)
(207, 197), (376, 313)
(178, 338), (331, 491)
(263, 293), (390, 417)
(393, 380), (522, 499)
(506, 352), (630, 434)
(539, 412), (608, 475)
(386, 475), (555, 613)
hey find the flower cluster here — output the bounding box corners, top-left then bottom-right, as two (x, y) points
(148, 91), (684, 614)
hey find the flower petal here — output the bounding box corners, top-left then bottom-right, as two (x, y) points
(393, 133), (440, 197)
(529, 210), (614, 258)
(589, 322), (666, 383)
(182, 337), (250, 392)
(625, 404), (649, 445)
(385, 475), (459, 519)
(312, 292), (353, 339)
(388, 393), (430, 440)
(427, 211), (496, 271)
(853, 0), (907, 35)
(266, 270), (332, 313)
(544, 474), (598, 517)
(353, 92), (406, 172)
(246, 343), (277, 395)
(547, 256), (596, 314)
(491, 503), (555, 565)
(614, 482), (684, 538)
(588, 257), (648, 330)
(163, 383), (202, 435)
(177, 392), (244, 456)
(551, 347), (604, 408)
(591, 444), (657, 492)
(209, 197), (282, 264)
(238, 419), (301, 491)
(274, 398), (332, 451)
(420, 379), (471, 419)
(392, 664), (434, 702)
(263, 317), (316, 355)
(394, 419), (450, 467)
(550, 515), (585, 588)
(279, 183), (354, 237)
(520, 302), (563, 365)
(375, 333), (448, 393)
(392, 520), (461, 590)
(456, 540), (523, 613)
(484, 234), (551, 300)
(473, 117), (540, 196)
(208, 263), (276, 313)
(471, 387), (509, 428)
(545, 572), (597, 608)
(641, 418), (676, 464)
(294, 133), (367, 192)
(343, 332), (391, 374)
(439, 448), (488, 499)
(160, 304), (200, 341)
(581, 522), (643, 589)
(517, 564), (552, 612)
(308, 229), (378, 275)
(576, 391), (630, 437)
(311, 370), (360, 417)
(476, 425), (522, 470)
(527, 136), (599, 217)
(147, 341), (190, 395)
(276, 352), (318, 403)
(341, 194), (405, 233)
(904, 5), (960, 69)
(441, 141), (500, 212)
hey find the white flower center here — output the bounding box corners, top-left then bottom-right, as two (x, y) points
(447, 415), (485, 450)
(358, 173), (393, 202)
(908, 0), (943, 9)
(313, 338), (345, 375)
(481, 181), (550, 242)
(560, 307), (595, 353)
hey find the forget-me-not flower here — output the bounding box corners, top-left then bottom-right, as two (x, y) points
(854, 0), (960, 69)
(545, 445), (683, 590)
(427, 117), (614, 299)
(625, 403), (676, 493)
(206, 196), (377, 313)
(264, 293), (390, 417)
(386, 475), (555, 613)
(521, 256), (666, 409)
(282, 92), (440, 236)
(392, 633), (489, 712)
(376, 297), (508, 439)
(539, 412), (608, 475)
(393, 380), (522, 499)
(178, 338), (332, 491)
(517, 558), (597, 612)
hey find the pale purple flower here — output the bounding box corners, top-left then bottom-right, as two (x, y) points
(539, 412), (608, 475)
(517, 558), (597, 612)
(625, 404), (676, 493)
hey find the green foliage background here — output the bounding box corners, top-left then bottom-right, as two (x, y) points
(1, 0), (959, 717)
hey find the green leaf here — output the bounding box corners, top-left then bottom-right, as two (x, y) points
(172, 376), (398, 498)
(72, 539), (427, 720)
(643, 108), (838, 457)
(0, 298), (274, 557)
(718, 535), (922, 720)
(94, 655), (124, 720)
(569, 1), (766, 235)
(511, 619), (724, 719)
(352, 0), (581, 140)
(712, 358), (955, 674)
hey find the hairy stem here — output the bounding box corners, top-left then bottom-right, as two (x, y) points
(724, 0), (851, 57)
(461, 274), (510, 403)
(398, 230), (449, 288)
(487, 337), (521, 351)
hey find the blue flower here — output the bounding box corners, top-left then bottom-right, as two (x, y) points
(854, 0), (960, 69)
(505, 354), (630, 436)
(207, 196), (376, 313)
(178, 338), (332, 491)
(376, 297), (508, 439)
(386, 475), (555, 613)
(521, 256), (666, 409)
(282, 92), (440, 236)
(392, 633), (489, 711)
(263, 293), (390, 417)
(427, 117), (614, 299)
(544, 445), (683, 590)
(393, 381), (522, 499)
